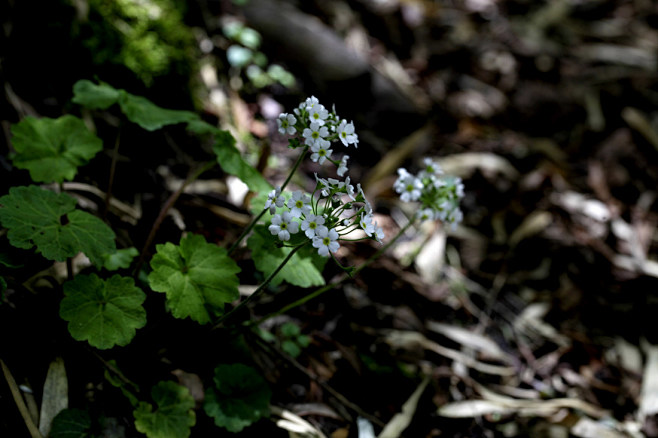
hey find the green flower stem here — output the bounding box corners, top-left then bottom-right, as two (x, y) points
(227, 208), (267, 256)
(227, 146), (309, 256)
(133, 160), (216, 276)
(213, 243), (307, 329)
(281, 146), (309, 191)
(250, 220), (416, 327)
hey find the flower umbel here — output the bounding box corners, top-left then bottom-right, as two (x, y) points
(395, 157), (465, 228)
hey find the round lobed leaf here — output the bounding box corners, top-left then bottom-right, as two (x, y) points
(0, 185), (116, 266)
(10, 115), (103, 183)
(60, 274), (146, 349)
(134, 381), (196, 438)
(148, 234), (241, 324)
(49, 408), (93, 438)
(203, 363), (271, 433)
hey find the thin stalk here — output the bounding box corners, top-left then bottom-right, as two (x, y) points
(103, 128), (121, 219)
(227, 208), (266, 255)
(250, 220), (415, 326)
(280, 146), (308, 191)
(0, 359), (43, 438)
(213, 243), (306, 328)
(132, 161), (216, 277)
(59, 182), (73, 281)
(227, 146), (309, 255)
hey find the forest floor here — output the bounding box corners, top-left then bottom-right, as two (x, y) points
(2, 0), (658, 437)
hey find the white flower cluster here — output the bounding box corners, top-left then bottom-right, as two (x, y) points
(394, 158), (464, 227)
(276, 96), (357, 176)
(265, 176), (384, 257)
(268, 96), (382, 257)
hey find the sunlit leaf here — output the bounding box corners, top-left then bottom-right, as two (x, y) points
(10, 115), (103, 183)
(72, 80), (121, 110)
(187, 120), (271, 194)
(103, 247), (139, 271)
(203, 363), (271, 433)
(134, 381), (196, 438)
(59, 274), (146, 349)
(0, 185), (116, 266)
(49, 408), (93, 438)
(247, 226), (325, 288)
(148, 234), (240, 324)
(118, 93), (198, 131)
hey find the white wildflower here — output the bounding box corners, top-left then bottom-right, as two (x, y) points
(308, 104), (329, 125)
(310, 139), (333, 164)
(264, 187), (286, 214)
(419, 157), (442, 179)
(337, 120), (358, 147)
(268, 211), (299, 241)
(312, 227), (340, 257)
(416, 208), (436, 221)
(301, 214), (327, 239)
(359, 212), (376, 237)
(337, 155), (350, 177)
(277, 113), (297, 135)
(287, 191), (312, 218)
(302, 121), (329, 147)
(394, 168), (423, 202)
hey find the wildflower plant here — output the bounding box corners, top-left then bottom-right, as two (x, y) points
(1, 82), (466, 437)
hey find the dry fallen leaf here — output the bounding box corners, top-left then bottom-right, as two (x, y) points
(378, 377), (429, 438)
(39, 357), (68, 437)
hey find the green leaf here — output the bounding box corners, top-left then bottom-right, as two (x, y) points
(103, 247), (139, 271)
(0, 185), (116, 266)
(10, 115), (103, 183)
(281, 322), (301, 338)
(247, 226), (325, 288)
(49, 408), (93, 438)
(203, 364), (271, 433)
(134, 381), (196, 438)
(118, 92), (198, 131)
(59, 274), (146, 349)
(72, 80), (121, 110)
(281, 340), (301, 358)
(148, 234), (240, 324)
(212, 131), (271, 194)
(297, 334), (311, 347)
(188, 121), (271, 194)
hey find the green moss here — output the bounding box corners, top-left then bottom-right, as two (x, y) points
(84, 0), (196, 85)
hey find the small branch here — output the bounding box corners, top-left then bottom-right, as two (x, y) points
(133, 161), (215, 277)
(252, 220), (415, 326)
(249, 331), (386, 428)
(227, 208), (266, 255)
(0, 359), (43, 438)
(103, 128), (121, 219)
(214, 243), (306, 328)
